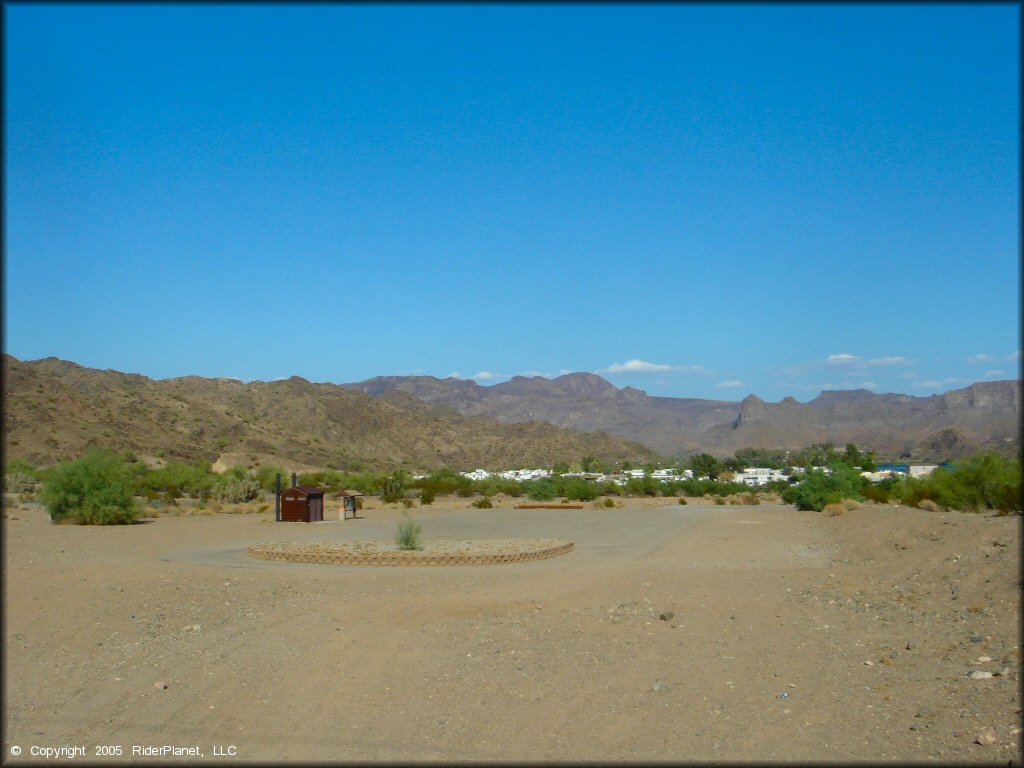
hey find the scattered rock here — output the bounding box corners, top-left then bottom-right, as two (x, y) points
(974, 727), (998, 746)
(968, 670), (994, 680)
(651, 680), (669, 693)
(970, 635), (983, 643)
(915, 706), (933, 719)
(977, 656), (992, 663)
(183, 624), (203, 632)
(905, 641), (914, 650)
(154, 681), (168, 690)
(659, 612), (674, 622)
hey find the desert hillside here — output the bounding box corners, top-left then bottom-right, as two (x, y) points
(1, 356), (658, 471)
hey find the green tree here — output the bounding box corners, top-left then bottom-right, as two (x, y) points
(689, 453), (722, 480)
(40, 449), (140, 525)
(842, 443), (862, 468)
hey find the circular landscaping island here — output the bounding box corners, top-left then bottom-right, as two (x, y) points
(247, 538), (574, 566)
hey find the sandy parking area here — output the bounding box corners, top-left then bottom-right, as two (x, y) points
(3, 497), (1020, 763)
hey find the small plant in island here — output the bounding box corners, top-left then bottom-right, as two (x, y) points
(40, 448), (141, 525)
(395, 512), (423, 551)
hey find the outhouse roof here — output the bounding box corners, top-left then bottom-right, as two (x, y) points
(285, 485), (324, 496)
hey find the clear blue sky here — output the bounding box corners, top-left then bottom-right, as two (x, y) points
(4, 3), (1020, 402)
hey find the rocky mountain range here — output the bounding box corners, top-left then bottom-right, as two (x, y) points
(4, 355), (1018, 472)
(1, 356), (657, 471)
(343, 372), (1021, 461)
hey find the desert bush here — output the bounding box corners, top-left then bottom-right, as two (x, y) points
(625, 476), (660, 497)
(917, 499), (943, 512)
(40, 449), (140, 525)
(138, 460), (215, 499)
(381, 472), (405, 504)
(741, 492), (760, 505)
(2, 472), (36, 494)
(419, 487), (436, 505)
(713, 496), (726, 505)
(677, 497), (687, 505)
(562, 478), (601, 502)
(524, 479), (558, 501)
(402, 498), (415, 509)
(471, 497), (493, 509)
(395, 513), (422, 550)
(842, 498), (862, 510)
(861, 482), (891, 503)
(822, 503), (846, 517)
(928, 454), (1021, 514)
(211, 472), (261, 503)
(782, 465), (865, 512)
(254, 464), (287, 492)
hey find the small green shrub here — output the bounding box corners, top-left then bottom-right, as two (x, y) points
(677, 497), (687, 505)
(395, 513), (423, 550)
(471, 497), (493, 509)
(605, 497), (618, 507)
(402, 498), (415, 509)
(419, 488), (436, 505)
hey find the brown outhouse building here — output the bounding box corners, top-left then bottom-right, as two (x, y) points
(280, 485), (325, 522)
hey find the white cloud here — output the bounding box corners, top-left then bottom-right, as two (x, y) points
(984, 369), (1007, 378)
(867, 356), (911, 366)
(967, 351), (1019, 365)
(911, 377), (964, 390)
(602, 359), (676, 374)
(899, 372), (917, 380)
(446, 372), (463, 379)
(716, 380), (744, 388)
(825, 353), (860, 365)
(472, 371), (500, 381)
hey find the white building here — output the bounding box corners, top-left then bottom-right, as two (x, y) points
(909, 465), (939, 478)
(734, 467), (788, 486)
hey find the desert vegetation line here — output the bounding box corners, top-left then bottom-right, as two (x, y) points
(3, 445), (1020, 525)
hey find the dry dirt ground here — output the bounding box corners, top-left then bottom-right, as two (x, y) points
(2, 495), (1020, 764)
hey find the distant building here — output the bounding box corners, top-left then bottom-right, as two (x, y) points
(909, 465), (939, 478)
(734, 468), (788, 486)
